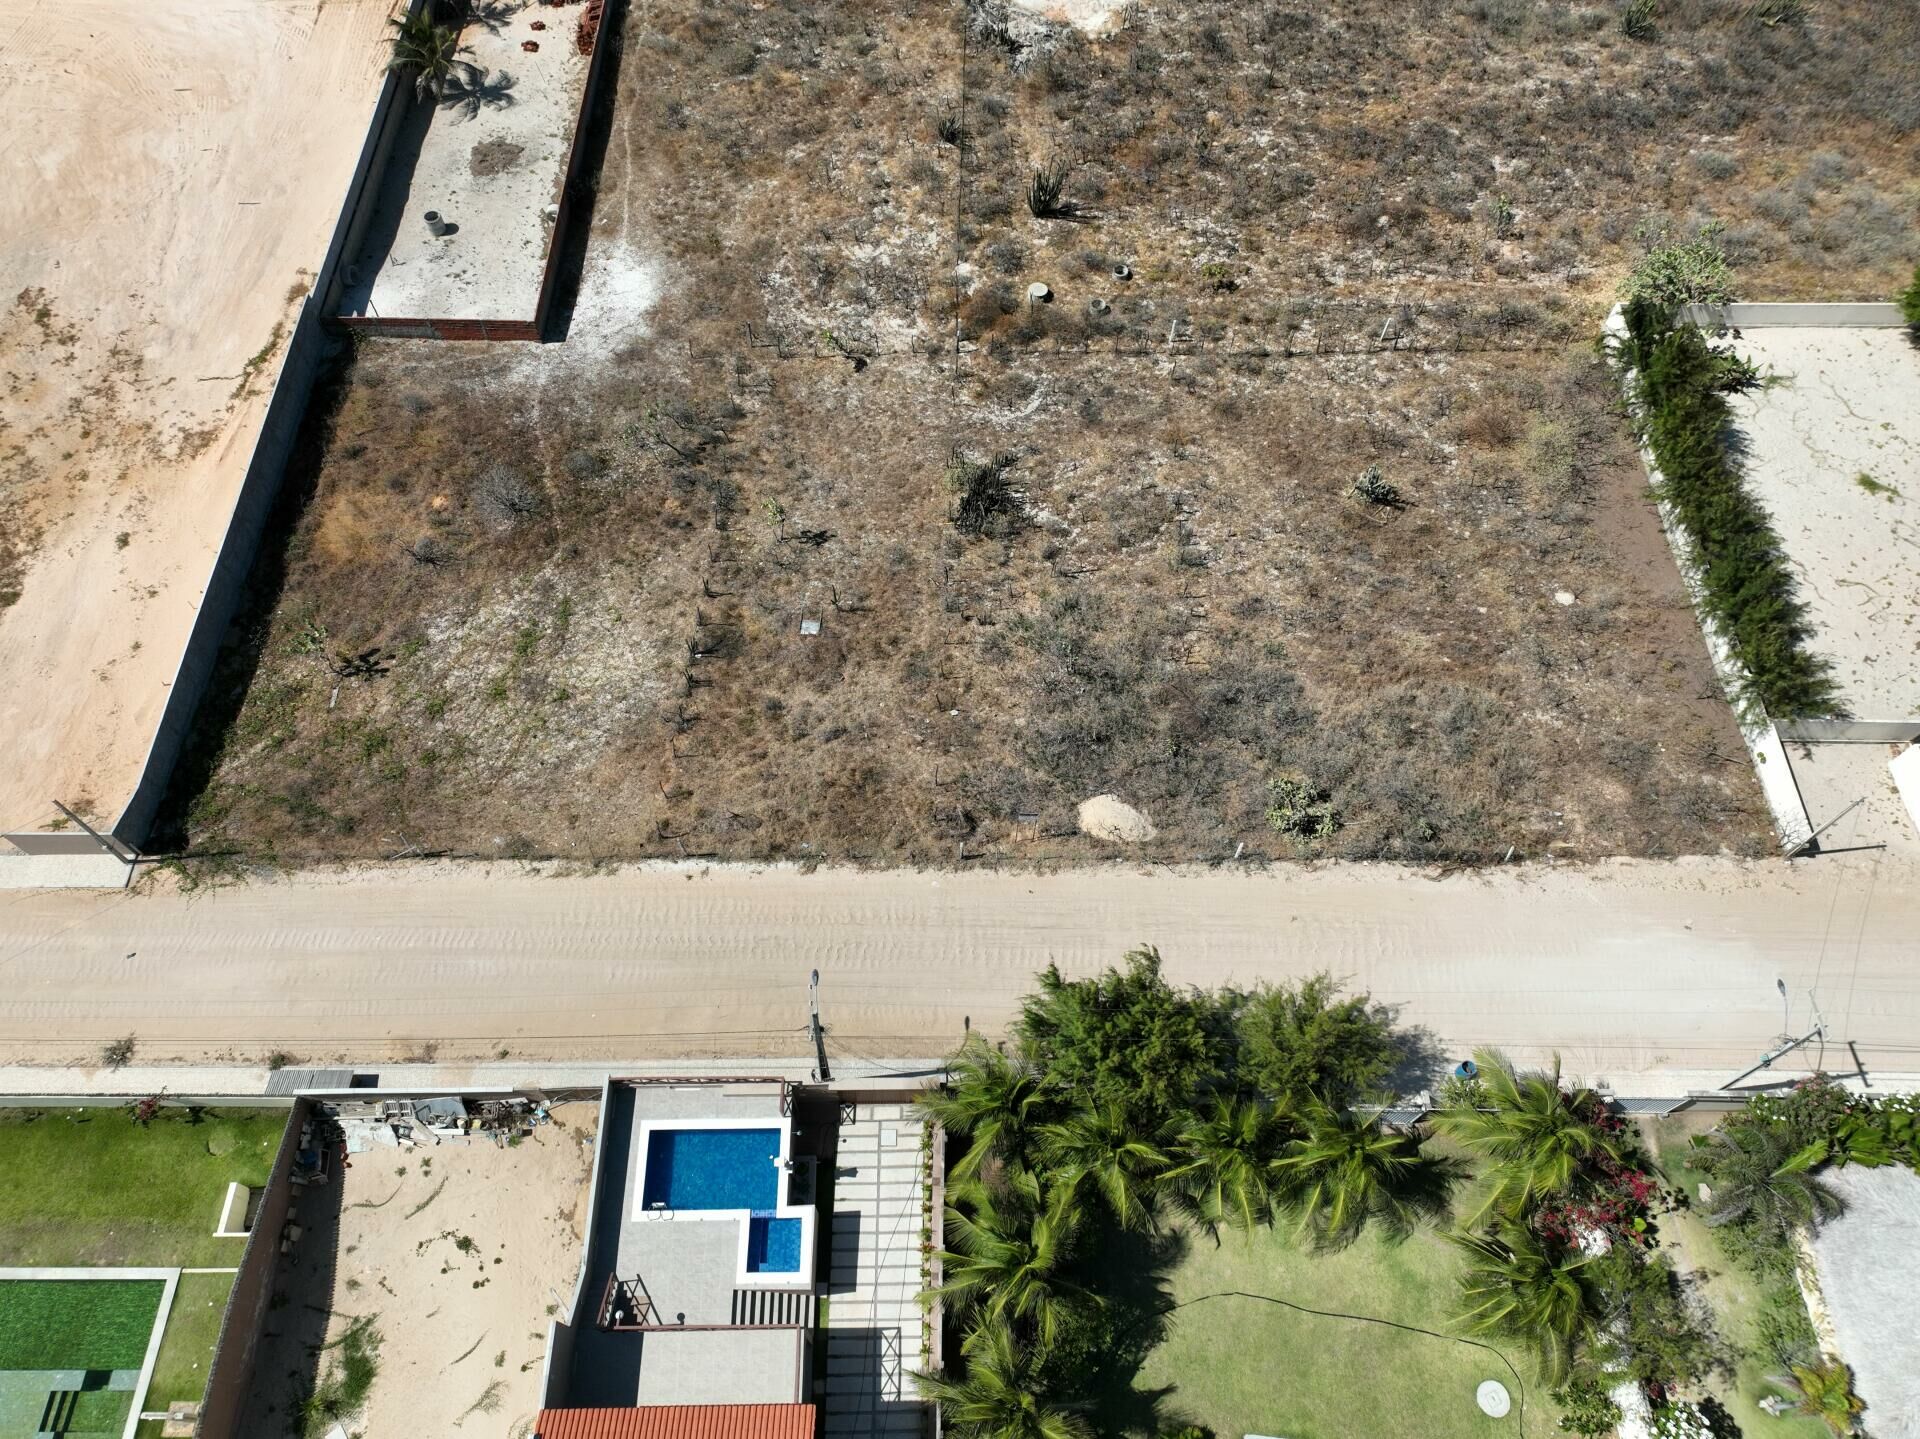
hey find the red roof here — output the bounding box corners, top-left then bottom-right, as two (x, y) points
(534, 1406), (817, 1439)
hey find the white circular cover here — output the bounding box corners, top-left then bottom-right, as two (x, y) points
(1476, 1381), (1512, 1418)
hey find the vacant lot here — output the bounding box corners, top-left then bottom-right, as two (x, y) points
(238, 1105), (596, 1439)
(167, 0), (1920, 866)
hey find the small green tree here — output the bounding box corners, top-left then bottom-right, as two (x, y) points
(1431, 1049), (1624, 1223)
(1771, 1360), (1864, 1437)
(387, 11), (480, 101)
(1550, 1378), (1623, 1437)
(1017, 948), (1228, 1125)
(930, 1177), (1092, 1353)
(919, 1039), (1045, 1181)
(1161, 1097), (1292, 1237)
(1036, 1101), (1168, 1233)
(1691, 1119), (1845, 1238)
(1236, 973), (1396, 1109)
(1272, 1101), (1452, 1249)
(1899, 263), (1920, 334)
(1452, 1220), (1604, 1383)
(915, 1324), (1093, 1439)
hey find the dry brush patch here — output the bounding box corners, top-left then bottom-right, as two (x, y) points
(161, 0), (1903, 866)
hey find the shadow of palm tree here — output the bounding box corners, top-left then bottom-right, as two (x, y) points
(453, 0), (525, 36)
(1051, 1220), (1190, 1436)
(438, 67), (518, 120)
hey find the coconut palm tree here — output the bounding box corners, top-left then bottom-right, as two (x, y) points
(914, 1323), (1092, 1439)
(1693, 1121), (1845, 1237)
(1451, 1220), (1604, 1382)
(929, 1179), (1092, 1351)
(1161, 1097), (1293, 1237)
(1036, 1101), (1167, 1232)
(386, 11), (481, 101)
(920, 1039), (1045, 1182)
(1272, 1102), (1452, 1249)
(1769, 1360), (1864, 1437)
(1432, 1049), (1623, 1222)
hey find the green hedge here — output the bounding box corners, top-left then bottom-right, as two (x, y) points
(1615, 300), (1840, 720)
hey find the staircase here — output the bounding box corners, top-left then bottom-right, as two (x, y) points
(730, 1287), (812, 1325)
(38, 1387), (79, 1436)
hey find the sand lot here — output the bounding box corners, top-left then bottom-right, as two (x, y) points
(0, 0), (392, 835)
(238, 1101), (596, 1438)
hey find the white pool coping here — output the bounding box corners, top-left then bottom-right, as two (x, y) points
(631, 1117), (816, 1292)
(0, 1266), (178, 1439)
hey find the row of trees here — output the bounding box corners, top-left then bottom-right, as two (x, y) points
(912, 951), (1863, 1439)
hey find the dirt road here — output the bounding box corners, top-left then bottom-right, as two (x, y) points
(1, 855), (1912, 1077)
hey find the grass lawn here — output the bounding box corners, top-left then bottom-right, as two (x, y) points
(1646, 1119), (1830, 1439)
(134, 1271), (238, 1439)
(0, 1107), (285, 1267)
(1131, 1222), (1565, 1439)
(0, 1278), (163, 1370)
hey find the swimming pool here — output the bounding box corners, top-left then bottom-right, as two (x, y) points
(746, 1216), (803, 1274)
(641, 1127), (782, 1213)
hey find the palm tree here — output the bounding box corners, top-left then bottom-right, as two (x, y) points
(914, 1323), (1092, 1439)
(1272, 1102), (1451, 1249)
(920, 1040), (1044, 1182)
(1451, 1220), (1604, 1382)
(1769, 1360), (1864, 1437)
(929, 1181), (1092, 1351)
(1432, 1049), (1623, 1222)
(1693, 1122), (1844, 1237)
(387, 11), (480, 101)
(1036, 1101), (1167, 1232)
(1161, 1097), (1293, 1237)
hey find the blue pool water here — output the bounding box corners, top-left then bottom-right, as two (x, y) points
(642, 1127), (781, 1212)
(747, 1216), (803, 1273)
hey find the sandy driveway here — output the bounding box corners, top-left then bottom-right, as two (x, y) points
(0, 856), (1912, 1078)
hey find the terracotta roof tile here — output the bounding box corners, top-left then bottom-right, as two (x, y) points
(533, 1404), (817, 1439)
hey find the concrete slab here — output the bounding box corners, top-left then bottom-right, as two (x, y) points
(339, 0), (587, 320)
(633, 1328), (806, 1406)
(1806, 1166), (1920, 1438)
(1728, 328), (1920, 721)
(1785, 740), (1920, 858)
(0, 850), (134, 891)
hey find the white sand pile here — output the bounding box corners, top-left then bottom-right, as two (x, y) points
(1078, 794), (1156, 842)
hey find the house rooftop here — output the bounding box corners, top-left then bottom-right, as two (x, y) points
(533, 1403), (817, 1439)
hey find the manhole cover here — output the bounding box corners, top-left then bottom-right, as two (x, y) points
(1476, 1381), (1512, 1418)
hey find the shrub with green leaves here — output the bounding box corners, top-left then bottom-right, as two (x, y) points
(1550, 1379), (1622, 1437)
(1613, 301), (1839, 720)
(1622, 224), (1735, 308)
(1899, 262), (1920, 332)
(1265, 774), (1340, 839)
(1235, 974), (1397, 1109)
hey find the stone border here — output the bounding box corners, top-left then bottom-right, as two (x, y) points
(1681, 302), (1907, 329)
(0, 1266), (179, 1439)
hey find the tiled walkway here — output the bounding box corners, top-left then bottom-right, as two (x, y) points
(822, 1103), (930, 1439)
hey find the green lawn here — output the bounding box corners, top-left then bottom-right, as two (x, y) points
(0, 1107), (285, 1267)
(1646, 1119), (1830, 1439)
(135, 1272), (238, 1439)
(0, 1279), (163, 1370)
(1130, 1222), (1565, 1439)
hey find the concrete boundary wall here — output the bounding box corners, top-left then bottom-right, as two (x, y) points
(1681, 302), (1907, 329)
(195, 1101), (307, 1439)
(541, 1075), (615, 1410)
(1777, 718), (1920, 744)
(331, 0), (623, 344)
(1602, 305), (1816, 854)
(109, 294), (332, 844)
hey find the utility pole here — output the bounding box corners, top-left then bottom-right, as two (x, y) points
(51, 801), (139, 864)
(1720, 1022), (1825, 1091)
(809, 969), (830, 1083)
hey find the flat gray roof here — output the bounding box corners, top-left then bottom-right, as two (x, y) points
(633, 1328), (806, 1406)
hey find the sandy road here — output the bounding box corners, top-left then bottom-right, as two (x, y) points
(0, 855), (1913, 1077)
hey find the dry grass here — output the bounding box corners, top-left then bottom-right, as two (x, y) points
(155, 0), (1920, 866)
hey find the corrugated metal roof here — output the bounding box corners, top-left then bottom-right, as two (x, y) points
(534, 1405), (817, 1439)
